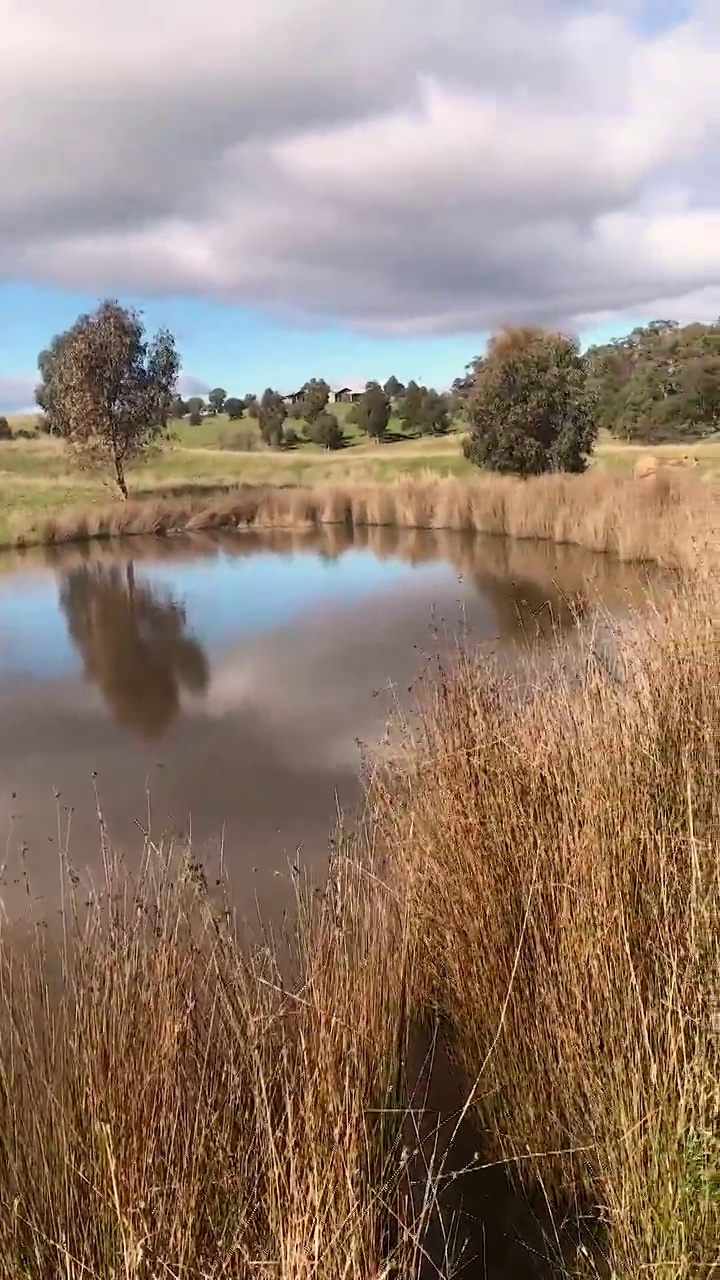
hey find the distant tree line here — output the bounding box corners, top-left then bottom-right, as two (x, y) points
(25, 296), (720, 497)
(585, 319), (720, 442)
(170, 375), (454, 449)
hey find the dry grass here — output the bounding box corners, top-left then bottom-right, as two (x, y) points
(370, 576), (720, 1278)
(11, 470), (720, 570)
(0, 843), (427, 1280)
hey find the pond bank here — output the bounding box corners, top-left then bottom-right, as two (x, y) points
(7, 470), (719, 570)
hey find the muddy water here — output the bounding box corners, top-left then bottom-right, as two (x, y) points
(0, 525), (654, 923)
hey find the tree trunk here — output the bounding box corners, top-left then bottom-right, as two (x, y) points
(114, 454), (129, 499)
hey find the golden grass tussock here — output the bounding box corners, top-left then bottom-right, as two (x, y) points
(13, 469), (720, 570)
(0, 847), (426, 1280)
(635, 453), (660, 480)
(369, 576), (720, 1277)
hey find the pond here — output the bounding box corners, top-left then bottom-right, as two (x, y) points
(0, 525), (654, 923)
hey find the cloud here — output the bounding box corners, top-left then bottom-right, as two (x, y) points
(0, 376), (36, 415)
(177, 373), (210, 398)
(0, 0), (719, 334)
(0, 372), (208, 414)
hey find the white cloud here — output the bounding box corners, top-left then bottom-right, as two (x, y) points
(0, 0), (719, 334)
(0, 372), (209, 415)
(0, 377), (36, 415)
(177, 373), (210, 398)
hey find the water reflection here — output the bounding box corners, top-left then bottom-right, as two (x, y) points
(59, 562), (209, 739)
(0, 526), (657, 924)
(41, 528), (616, 742)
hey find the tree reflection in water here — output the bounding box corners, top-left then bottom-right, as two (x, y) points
(60, 562), (209, 738)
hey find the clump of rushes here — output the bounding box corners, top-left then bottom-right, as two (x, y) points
(371, 573), (720, 1277)
(0, 843), (423, 1279)
(23, 469), (719, 572)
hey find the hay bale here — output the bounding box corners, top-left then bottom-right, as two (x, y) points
(634, 455), (659, 480)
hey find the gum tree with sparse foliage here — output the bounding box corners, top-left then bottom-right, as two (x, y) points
(298, 378), (330, 425)
(351, 382), (391, 441)
(398, 381), (450, 435)
(185, 396), (204, 426)
(309, 410), (344, 450)
(397, 380), (423, 432)
(208, 387), (227, 414)
(417, 388), (451, 435)
(258, 388), (287, 447)
(463, 326), (597, 476)
(35, 299), (180, 498)
(383, 375), (405, 400)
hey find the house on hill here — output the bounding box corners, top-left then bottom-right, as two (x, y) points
(329, 384), (364, 404)
(282, 384), (366, 406)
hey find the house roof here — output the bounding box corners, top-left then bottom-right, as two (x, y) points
(280, 382), (367, 398)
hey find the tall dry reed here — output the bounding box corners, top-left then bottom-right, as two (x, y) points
(370, 576), (720, 1277)
(0, 844), (424, 1280)
(21, 470), (720, 570)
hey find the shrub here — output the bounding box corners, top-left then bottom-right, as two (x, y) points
(464, 326), (597, 475)
(218, 426), (260, 452)
(310, 410), (344, 450)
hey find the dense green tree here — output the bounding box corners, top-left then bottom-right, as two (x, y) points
(224, 396), (244, 420)
(0, 416), (11, 440)
(258, 388), (287, 447)
(170, 395), (187, 418)
(35, 299), (180, 498)
(208, 387), (227, 414)
(586, 319), (720, 441)
(298, 378), (330, 424)
(397, 380), (423, 431)
(244, 393), (259, 418)
(185, 396), (204, 426)
(383, 375), (405, 400)
(417, 388), (451, 435)
(351, 382), (391, 441)
(309, 410), (344, 450)
(463, 326), (597, 476)
(397, 382), (450, 435)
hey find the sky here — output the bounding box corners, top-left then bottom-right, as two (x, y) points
(1, 0), (719, 412)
